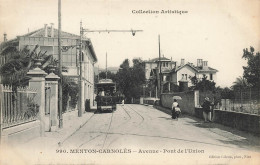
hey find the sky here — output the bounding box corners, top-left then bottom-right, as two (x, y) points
(0, 0), (259, 87)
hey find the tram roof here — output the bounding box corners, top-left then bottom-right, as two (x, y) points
(96, 79), (115, 85)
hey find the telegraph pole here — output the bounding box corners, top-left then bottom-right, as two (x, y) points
(77, 22), (142, 117)
(58, 0), (63, 128)
(78, 20), (83, 117)
(158, 35), (162, 95)
(106, 52), (107, 79)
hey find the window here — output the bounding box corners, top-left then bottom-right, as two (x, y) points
(53, 45), (77, 66)
(166, 62), (168, 67)
(185, 74), (187, 80)
(210, 74), (213, 80)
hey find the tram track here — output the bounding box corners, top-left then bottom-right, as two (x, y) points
(86, 131), (241, 149)
(101, 111), (114, 149)
(131, 104), (153, 120)
(61, 104), (146, 148)
(75, 110), (115, 149)
(125, 104), (145, 124)
(105, 104), (145, 148)
(58, 112), (97, 147)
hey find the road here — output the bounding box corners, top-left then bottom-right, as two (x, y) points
(6, 104), (260, 165)
(58, 104), (260, 164)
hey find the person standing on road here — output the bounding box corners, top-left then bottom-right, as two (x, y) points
(121, 99), (124, 106)
(202, 97), (212, 122)
(171, 99), (178, 119)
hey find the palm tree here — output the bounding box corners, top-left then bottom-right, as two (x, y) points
(232, 76), (250, 90)
(0, 45), (53, 86)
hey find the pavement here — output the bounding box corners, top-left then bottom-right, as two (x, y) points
(1, 109), (95, 151)
(15, 104), (259, 149)
(1, 104), (260, 165)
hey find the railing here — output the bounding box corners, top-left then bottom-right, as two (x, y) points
(220, 88), (260, 115)
(0, 84), (39, 129)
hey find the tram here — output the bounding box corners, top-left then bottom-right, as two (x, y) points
(95, 79), (117, 112)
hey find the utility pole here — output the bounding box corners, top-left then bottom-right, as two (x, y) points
(78, 20), (83, 117)
(106, 52), (107, 79)
(97, 65), (100, 82)
(77, 22), (142, 116)
(58, 0), (63, 128)
(158, 35), (162, 95)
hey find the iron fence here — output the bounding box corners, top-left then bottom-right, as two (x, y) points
(221, 87), (260, 115)
(0, 84), (39, 129)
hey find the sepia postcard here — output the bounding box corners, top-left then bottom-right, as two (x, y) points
(0, 0), (260, 165)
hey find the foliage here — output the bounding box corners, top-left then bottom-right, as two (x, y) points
(242, 47), (260, 89)
(220, 87), (235, 99)
(62, 77), (79, 112)
(189, 74), (216, 92)
(98, 71), (117, 82)
(0, 45), (53, 86)
(25, 97), (40, 119)
(231, 76), (249, 90)
(116, 58), (145, 102)
(0, 44), (77, 112)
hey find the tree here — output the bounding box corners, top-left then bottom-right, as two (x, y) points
(0, 45), (76, 112)
(98, 71), (117, 82)
(242, 47), (260, 88)
(232, 76), (249, 90)
(189, 74), (216, 92)
(116, 58), (145, 102)
(0, 45), (53, 86)
(220, 87), (234, 99)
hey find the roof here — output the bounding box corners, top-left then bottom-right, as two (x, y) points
(1, 26), (98, 62)
(175, 63), (218, 73)
(97, 79), (115, 85)
(145, 57), (171, 63)
(19, 27), (79, 39)
(85, 40), (98, 62)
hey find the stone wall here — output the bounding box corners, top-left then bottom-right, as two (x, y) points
(142, 97), (159, 105)
(161, 91), (195, 115)
(194, 107), (204, 119)
(2, 121), (40, 145)
(213, 109), (260, 135)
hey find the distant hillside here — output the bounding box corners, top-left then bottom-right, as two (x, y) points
(94, 66), (119, 75)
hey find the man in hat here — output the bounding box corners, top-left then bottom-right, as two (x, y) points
(202, 97), (213, 122)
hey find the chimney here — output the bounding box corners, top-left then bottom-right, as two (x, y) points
(44, 24), (48, 37)
(197, 59), (203, 67)
(181, 59), (185, 66)
(50, 23), (54, 38)
(202, 61), (208, 69)
(3, 33), (7, 42)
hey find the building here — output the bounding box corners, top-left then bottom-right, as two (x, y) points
(144, 57), (176, 80)
(143, 57), (218, 93)
(173, 59), (218, 87)
(143, 57), (177, 95)
(0, 23), (97, 108)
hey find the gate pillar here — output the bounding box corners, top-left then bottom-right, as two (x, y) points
(27, 67), (47, 136)
(45, 72), (60, 131)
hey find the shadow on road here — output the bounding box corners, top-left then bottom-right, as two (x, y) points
(153, 105), (260, 152)
(158, 116), (173, 120)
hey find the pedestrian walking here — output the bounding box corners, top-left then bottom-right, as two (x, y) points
(171, 99), (178, 119)
(121, 99), (124, 106)
(175, 104), (181, 120)
(202, 97), (212, 122)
